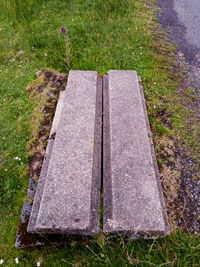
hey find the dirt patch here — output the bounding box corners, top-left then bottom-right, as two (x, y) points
(175, 144), (200, 234)
(26, 69), (67, 183)
(155, 108), (173, 130)
(156, 134), (200, 233)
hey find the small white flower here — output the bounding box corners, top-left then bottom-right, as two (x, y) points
(37, 262), (41, 267)
(44, 53), (47, 57)
(14, 157), (21, 161)
(0, 259), (4, 264)
(15, 257), (19, 264)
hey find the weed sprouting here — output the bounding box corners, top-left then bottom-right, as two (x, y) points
(60, 26), (70, 69)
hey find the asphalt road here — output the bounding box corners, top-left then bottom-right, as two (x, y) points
(157, 0), (200, 63)
(174, 0), (200, 50)
(157, 0), (200, 94)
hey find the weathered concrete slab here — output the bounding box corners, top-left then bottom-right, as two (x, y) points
(27, 90), (65, 233)
(103, 70), (169, 236)
(28, 71), (102, 235)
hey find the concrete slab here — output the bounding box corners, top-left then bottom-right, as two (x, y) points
(28, 71), (102, 235)
(103, 70), (169, 236)
(27, 90), (65, 233)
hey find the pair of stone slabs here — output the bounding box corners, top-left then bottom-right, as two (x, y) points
(27, 70), (169, 237)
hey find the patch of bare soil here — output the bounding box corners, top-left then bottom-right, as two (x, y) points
(175, 144), (200, 234)
(26, 69), (67, 183)
(157, 136), (200, 234)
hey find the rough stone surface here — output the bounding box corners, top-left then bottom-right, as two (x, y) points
(29, 71), (102, 235)
(103, 70), (169, 236)
(27, 90), (65, 233)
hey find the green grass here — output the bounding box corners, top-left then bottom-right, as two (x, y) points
(0, 0), (200, 266)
